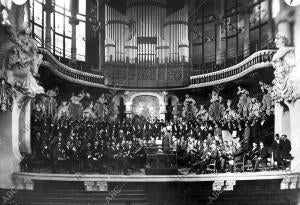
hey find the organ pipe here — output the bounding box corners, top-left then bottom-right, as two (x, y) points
(105, 0), (189, 64)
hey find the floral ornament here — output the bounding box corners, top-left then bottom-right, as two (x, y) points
(0, 79), (14, 112)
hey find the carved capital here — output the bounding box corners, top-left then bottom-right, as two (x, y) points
(14, 178), (33, 190)
(84, 181), (95, 191)
(223, 180), (236, 191)
(212, 180), (224, 191)
(24, 178), (34, 190)
(281, 175), (299, 190)
(96, 181), (108, 191)
(212, 180), (236, 191)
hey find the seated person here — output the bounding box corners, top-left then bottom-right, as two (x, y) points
(245, 142), (259, 169)
(253, 142), (269, 172)
(189, 143), (219, 174)
(229, 142), (244, 172)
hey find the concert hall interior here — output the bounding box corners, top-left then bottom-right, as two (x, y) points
(1, 0), (300, 204)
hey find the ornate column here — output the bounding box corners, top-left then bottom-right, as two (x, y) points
(214, 0), (224, 63)
(272, 4), (300, 171)
(0, 3), (45, 189)
(0, 92), (31, 189)
(69, 0), (79, 61)
(43, 0), (54, 50)
(289, 5), (300, 171)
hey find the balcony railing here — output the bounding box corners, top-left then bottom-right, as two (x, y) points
(104, 62), (191, 88)
(190, 49), (275, 87)
(39, 48), (106, 88)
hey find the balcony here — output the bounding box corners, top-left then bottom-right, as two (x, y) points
(104, 61), (191, 88)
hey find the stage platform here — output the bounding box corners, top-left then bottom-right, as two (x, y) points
(13, 171), (300, 189)
(9, 171), (300, 205)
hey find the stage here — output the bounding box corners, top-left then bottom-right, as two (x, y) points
(13, 171), (300, 190)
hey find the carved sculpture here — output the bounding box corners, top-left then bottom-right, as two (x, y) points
(45, 87), (59, 117)
(196, 104), (209, 121)
(208, 90), (222, 120)
(271, 32), (300, 102)
(6, 27), (44, 96)
(0, 0), (44, 114)
(94, 93), (108, 120)
(237, 86), (251, 117)
(56, 101), (70, 120)
(69, 91), (84, 120)
(0, 79), (14, 111)
(82, 101), (96, 119)
(182, 94), (198, 120)
(249, 98), (261, 118)
(224, 99), (238, 121)
(259, 81), (274, 115)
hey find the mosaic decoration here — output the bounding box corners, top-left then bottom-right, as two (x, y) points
(132, 95), (160, 119)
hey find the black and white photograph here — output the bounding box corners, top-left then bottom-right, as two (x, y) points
(1, 0), (300, 204)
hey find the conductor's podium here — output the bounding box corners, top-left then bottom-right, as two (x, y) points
(145, 146), (178, 175)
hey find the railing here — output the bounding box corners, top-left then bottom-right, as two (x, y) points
(104, 62), (191, 88)
(39, 48), (106, 87)
(190, 49), (276, 87)
(191, 39), (274, 75)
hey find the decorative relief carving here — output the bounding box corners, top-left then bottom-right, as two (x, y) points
(271, 32), (300, 102)
(212, 180), (236, 191)
(84, 181), (96, 191)
(280, 175), (299, 190)
(0, 79), (15, 112)
(212, 180), (224, 191)
(14, 178), (33, 190)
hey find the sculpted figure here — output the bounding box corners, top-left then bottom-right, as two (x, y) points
(182, 94), (198, 120)
(69, 91), (84, 120)
(82, 101), (96, 119)
(196, 104), (208, 121)
(237, 86), (251, 117)
(94, 93), (108, 120)
(249, 98), (261, 118)
(45, 87), (59, 117)
(208, 90), (222, 120)
(271, 32), (300, 101)
(57, 101), (70, 120)
(6, 27), (44, 96)
(224, 99), (237, 121)
(259, 81), (274, 115)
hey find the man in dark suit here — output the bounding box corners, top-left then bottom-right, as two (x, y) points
(245, 142), (259, 169)
(253, 142), (269, 171)
(279, 134), (291, 159)
(279, 134), (292, 168)
(229, 142), (244, 172)
(271, 134), (281, 162)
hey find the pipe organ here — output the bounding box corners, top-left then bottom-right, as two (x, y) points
(105, 0), (189, 64)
